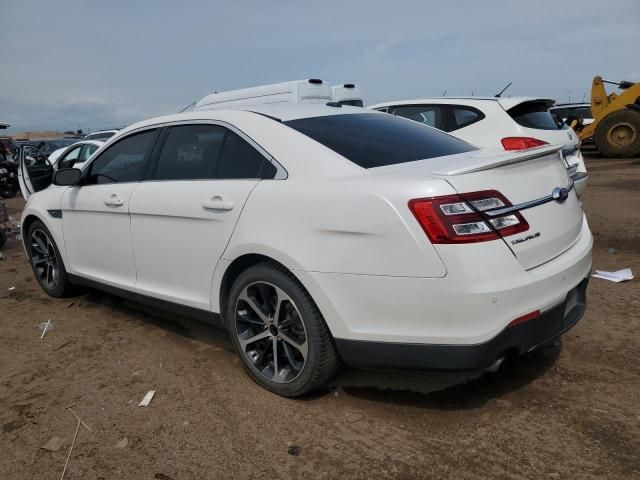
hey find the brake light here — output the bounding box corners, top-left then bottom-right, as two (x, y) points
(501, 137), (548, 150)
(409, 190), (529, 244)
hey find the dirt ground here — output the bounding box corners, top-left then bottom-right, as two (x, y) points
(1, 153), (639, 480)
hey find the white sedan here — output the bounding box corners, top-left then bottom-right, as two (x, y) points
(370, 97), (589, 196)
(18, 104), (592, 396)
(48, 140), (105, 170)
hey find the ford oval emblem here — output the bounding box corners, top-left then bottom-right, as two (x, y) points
(552, 186), (569, 203)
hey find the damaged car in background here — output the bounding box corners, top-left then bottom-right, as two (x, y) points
(18, 104), (592, 396)
(370, 97), (589, 197)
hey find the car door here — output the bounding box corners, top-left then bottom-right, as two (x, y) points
(129, 122), (277, 310)
(60, 128), (159, 288)
(18, 146), (54, 199)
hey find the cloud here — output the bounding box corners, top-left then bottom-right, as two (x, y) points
(0, 0), (638, 132)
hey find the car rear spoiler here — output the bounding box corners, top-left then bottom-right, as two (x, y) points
(432, 145), (564, 176)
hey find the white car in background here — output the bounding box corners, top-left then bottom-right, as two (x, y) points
(48, 140), (105, 170)
(18, 104), (591, 396)
(83, 130), (119, 141)
(370, 97), (589, 196)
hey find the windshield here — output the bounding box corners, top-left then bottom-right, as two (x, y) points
(507, 101), (567, 130)
(284, 113), (476, 169)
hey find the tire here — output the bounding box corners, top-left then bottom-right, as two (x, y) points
(26, 220), (74, 297)
(226, 261), (339, 397)
(595, 109), (640, 158)
(0, 185), (18, 199)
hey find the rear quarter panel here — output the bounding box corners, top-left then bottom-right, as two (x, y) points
(222, 174), (452, 278)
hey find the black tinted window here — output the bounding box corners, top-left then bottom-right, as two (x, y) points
(339, 99), (364, 107)
(508, 102), (567, 130)
(284, 113), (476, 169)
(392, 105), (444, 130)
(452, 106), (485, 130)
(216, 131), (273, 179)
(89, 130), (156, 184)
(154, 125), (226, 180)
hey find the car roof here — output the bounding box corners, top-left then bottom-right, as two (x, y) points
(121, 103), (374, 134)
(370, 96), (556, 111)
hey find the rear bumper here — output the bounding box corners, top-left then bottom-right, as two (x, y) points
(572, 171), (588, 197)
(335, 278), (588, 371)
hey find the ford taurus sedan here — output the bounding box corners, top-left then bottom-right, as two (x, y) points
(18, 104), (592, 396)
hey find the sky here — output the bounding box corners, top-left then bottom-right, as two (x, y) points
(1, 0), (638, 133)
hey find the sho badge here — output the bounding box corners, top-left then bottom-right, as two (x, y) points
(511, 232), (541, 245)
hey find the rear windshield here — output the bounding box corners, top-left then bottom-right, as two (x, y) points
(507, 101), (567, 130)
(284, 113), (476, 169)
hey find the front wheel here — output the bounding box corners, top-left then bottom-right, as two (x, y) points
(0, 184), (18, 198)
(595, 109), (640, 157)
(26, 220), (74, 297)
(226, 262), (339, 397)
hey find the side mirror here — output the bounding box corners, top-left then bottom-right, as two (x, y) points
(53, 168), (82, 186)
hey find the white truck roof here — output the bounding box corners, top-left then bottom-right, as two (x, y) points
(194, 79), (333, 111)
(331, 84), (364, 107)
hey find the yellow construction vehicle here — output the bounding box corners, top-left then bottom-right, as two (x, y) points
(575, 76), (640, 157)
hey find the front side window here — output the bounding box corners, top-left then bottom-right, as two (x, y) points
(284, 113), (476, 169)
(78, 143), (99, 162)
(391, 105), (444, 130)
(88, 129), (156, 184)
(58, 146), (81, 169)
(508, 101), (567, 130)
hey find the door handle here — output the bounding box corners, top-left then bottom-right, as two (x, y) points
(202, 196), (234, 211)
(104, 194), (124, 207)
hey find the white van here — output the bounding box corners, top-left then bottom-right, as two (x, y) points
(331, 84), (364, 107)
(194, 79), (333, 111)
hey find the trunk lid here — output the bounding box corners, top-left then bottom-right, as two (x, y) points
(376, 145), (584, 270)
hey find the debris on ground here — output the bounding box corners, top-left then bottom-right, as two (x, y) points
(8, 286), (15, 291)
(591, 268), (634, 283)
(287, 445), (301, 456)
(138, 390), (156, 407)
(39, 319), (53, 339)
(0, 252), (5, 261)
(154, 474), (176, 480)
(60, 407), (92, 479)
(41, 436), (67, 452)
(115, 437), (129, 449)
(607, 247), (620, 254)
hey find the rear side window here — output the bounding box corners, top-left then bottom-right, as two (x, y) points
(391, 105), (444, 130)
(154, 125), (226, 180)
(89, 129), (157, 184)
(451, 106), (485, 130)
(153, 125), (276, 181)
(216, 131), (274, 179)
(284, 113), (476, 169)
(508, 101), (567, 130)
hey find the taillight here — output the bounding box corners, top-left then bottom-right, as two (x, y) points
(501, 137), (548, 150)
(409, 190), (529, 244)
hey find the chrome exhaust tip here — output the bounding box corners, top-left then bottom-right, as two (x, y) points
(485, 356), (505, 374)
